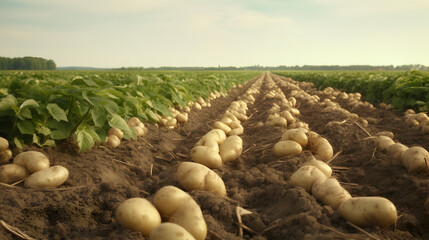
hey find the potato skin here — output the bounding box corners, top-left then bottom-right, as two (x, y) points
(303, 158), (332, 177)
(105, 135), (121, 147)
(0, 137), (9, 152)
(338, 197), (397, 228)
(153, 186), (207, 240)
(0, 149), (12, 164)
(108, 127), (124, 139)
(177, 162), (226, 196)
(281, 129), (308, 147)
(191, 146), (222, 169)
(116, 198), (161, 236)
(219, 135), (243, 162)
(24, 166), (69, 188)
(400, 146), (429, 173)
(13, 151), (50, 173)
(311, 177), (352, 209)
(313, 138), (333, 162)
(150, 223), (196, 240)
(375, 136), (395, 151)
(272, 140), (302, 157)
(290, 165), (327, 191)
(0, 164), (30, 184)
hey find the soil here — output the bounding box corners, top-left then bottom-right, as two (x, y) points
(1, 73), (428, 240)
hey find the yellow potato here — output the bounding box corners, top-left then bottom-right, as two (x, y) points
(281, 129), (308, 147)
(290, 165), (327, 192)
(0, 137), (9, 152)
(107, 127), (124, 139)
(400, 146), (429, 173)
(375, 136), (395, 151)
(266, 117), (287, 127)
(24, 165), (69, 188)
(116, 198), (161, 236)
(191, 146), (222, 168)
(176, 113), (189, 123)
(280, 110), (295, 123)
(149, 223), (196, 240)
(228, 126), (244, 136)
(214, 121), (232, 134)
(201, 129), (226, 145)
(0, 164), (29, 184)
(153, 186), (207, 240)
(219, 135), (242, 162)
(311, 177), (352, 209)
(272, 140), (302, 157)
(105, 135), (121, 147)
(133, 126), (146, 137)
(338, 197), (397, 228)
(312, 138), (333, 162)
(303, 158), (332, 177)
(0, 149), (12, 164)
(13, 151), (50, 173)
(177, 162), (226, 196)
(387, 143), (408, 164)
(375, 131), (394, 139)
(127, 117), (141, 127)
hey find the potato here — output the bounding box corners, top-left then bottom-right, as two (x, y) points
(375, 131), (394, 139)
(290, 165), (327, 192)
(0, 137), (9, 152)
(116, 198), (161, 236)
(280, 110), (295, 123)
(193, 102), (202, 110)
(154, 185), (194, 217)
(219, 135), (242, 162)
(108, 127), (124, 139)
(303, 158), (332, 177)
(415, 112), (429, 122)
(220, 117), (233, 126)
(0, 149), (12, 164)
(127, 117), (141, 127)
(312, 138), (333, 162)
(228, 126), (244, 136)
(150, 223), (196, 240)
(273, 140), (302, 158)
(177, 162), (226, 196)
(281, 129), (308, 147)
(24, 165), (68, 188)
(311, 177), (352, 209)
(266, 117), (287, 127)
(170, 201), (207, 240)
(191, 146), (222, 168)
(105, 135), (121, 148)
(133, 126), (146, 137)
(176, 113), (189, 123)
(214, 121), (232, 134)
(202, 139), (219, 153)
(387, 143), (408, 164)
(201, 129), (226, 145)
(338, 197), (397, 228)
(154, 186), (207, 240)
(375, 136), (395, 151)
(400, 146), (429, 173)
(0, 164), (29, 184)
(13, 151), (50, 173)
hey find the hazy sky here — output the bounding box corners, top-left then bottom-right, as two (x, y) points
(1, 0), (428, 68)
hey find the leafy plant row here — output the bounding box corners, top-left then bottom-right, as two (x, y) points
(0, 71), (260, 152)
(273, 70), (429, 112)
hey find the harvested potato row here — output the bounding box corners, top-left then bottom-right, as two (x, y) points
(104, 117), (149, 148)
(372, 134), (429, 173)
(0, 137), (12, 164)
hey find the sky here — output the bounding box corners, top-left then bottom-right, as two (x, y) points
(0, 0), (428, 68)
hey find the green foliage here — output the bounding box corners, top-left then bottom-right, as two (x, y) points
(274, 70), (429, 112)
(0, 70), (259, 152)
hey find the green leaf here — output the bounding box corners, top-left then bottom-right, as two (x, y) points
(50, 130), (69, 140)
(17, 108), (32, 119)
(37, 126), (51, 136)
(42, 139), (56, 147)
(144, 108), (160, 122)
(76, 129), (95, 152)
(108, 114), (136, 140)
(33, 134), (42, 147)
(47, 103), (68, 122)
(91, 107), (107, 127)
(19, 99), (39, 109)
(153, 103), (174, 117)
(0, 95), (18, 112)
(17, 120), (35, 135)
(101, 99), (119, 115)
(13, 137), (24, 149)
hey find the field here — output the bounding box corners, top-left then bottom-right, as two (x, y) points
(0, 72), (428, 240)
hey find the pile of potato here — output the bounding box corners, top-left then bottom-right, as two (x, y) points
(404, 109), (429, 134)
(0, 147), (69, 188)
(116, 186), (206, 240)
(0, 137), (13, 164)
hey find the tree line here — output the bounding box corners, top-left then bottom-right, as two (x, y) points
(0, 56), (56, 70)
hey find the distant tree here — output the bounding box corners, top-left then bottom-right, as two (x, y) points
(0, 56), (56, 70)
